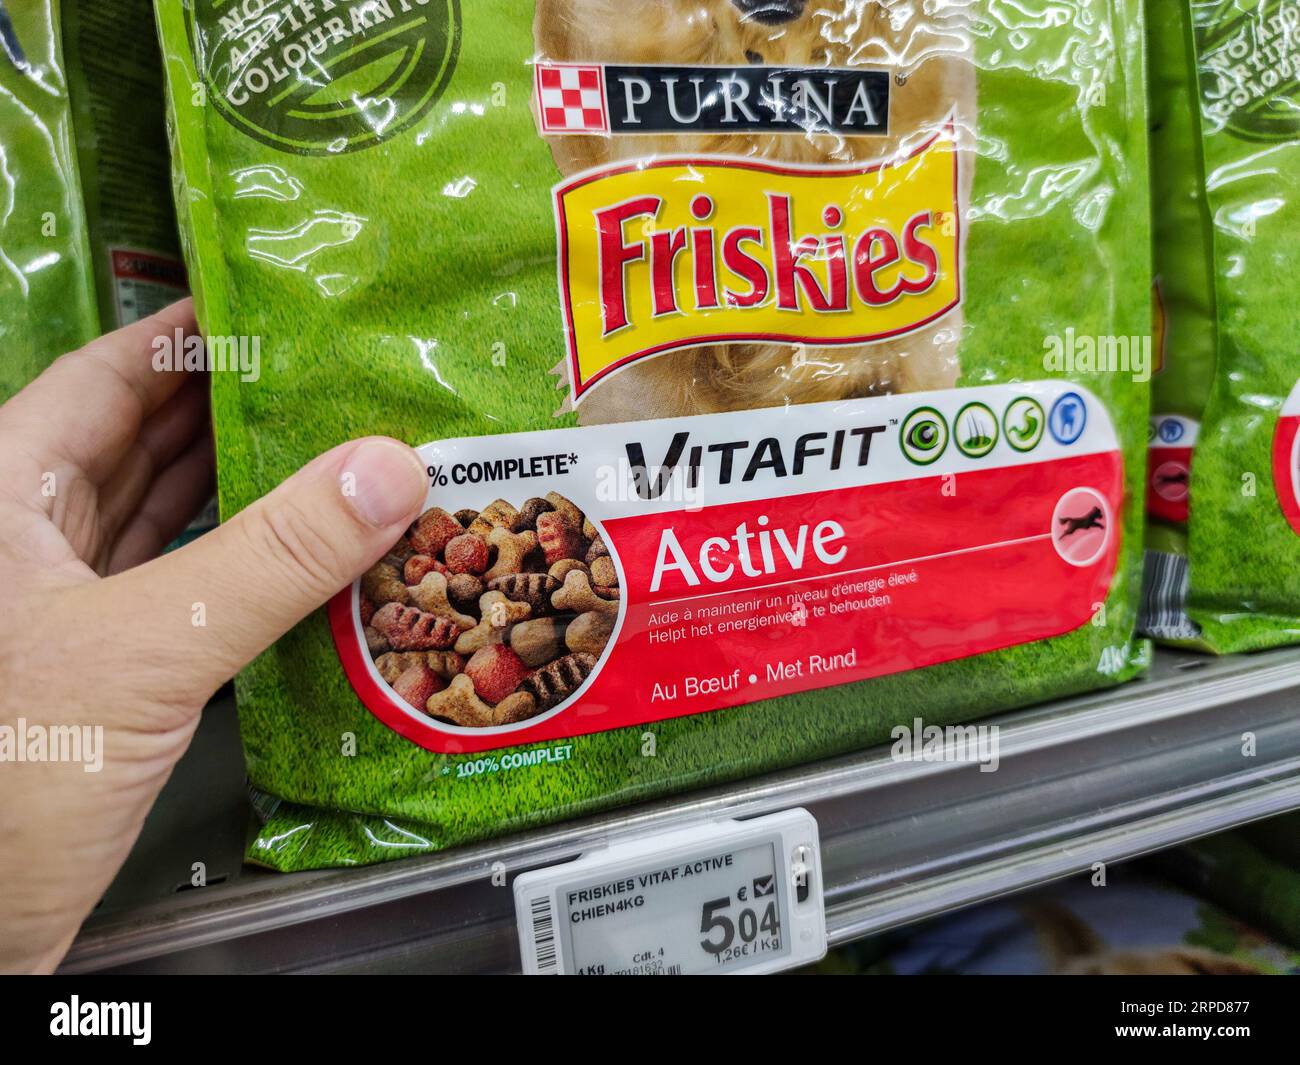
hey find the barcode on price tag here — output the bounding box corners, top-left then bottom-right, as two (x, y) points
(528, 895), (558, 973)
(514, 809), (825, 975)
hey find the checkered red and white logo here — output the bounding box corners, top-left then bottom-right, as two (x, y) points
(535, 63), (608, 134)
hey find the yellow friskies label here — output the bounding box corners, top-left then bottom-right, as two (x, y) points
(555, 127), (962, 400)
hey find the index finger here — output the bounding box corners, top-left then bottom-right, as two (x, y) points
(0, 298), (200, 484)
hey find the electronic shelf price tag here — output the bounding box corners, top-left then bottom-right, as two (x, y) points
(514, 808), (825, 975)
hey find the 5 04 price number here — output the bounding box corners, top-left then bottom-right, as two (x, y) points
(700, 895), (781, 966)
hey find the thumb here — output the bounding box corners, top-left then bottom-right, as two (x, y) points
(116, 436), (428, 698)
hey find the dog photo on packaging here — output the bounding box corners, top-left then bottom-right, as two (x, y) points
(535, 0), (976, 423)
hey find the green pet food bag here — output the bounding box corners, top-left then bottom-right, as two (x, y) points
(62, 0), (188, 331)
(155, 0), (1153, 871)
(1141, 0), (1300, 650)
(0, 0), (185, 403)
(0, 0), (97, 400)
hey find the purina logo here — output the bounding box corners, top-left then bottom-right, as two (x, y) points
(534, 62), (889, 137)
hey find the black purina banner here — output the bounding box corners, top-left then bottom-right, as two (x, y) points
(602, 65), (890, 135)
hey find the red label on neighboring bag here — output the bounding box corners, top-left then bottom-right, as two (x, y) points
(1146, 415), (1196, 525)
(1274, 383), (1300, 535)
(331, 383), (1124, 753)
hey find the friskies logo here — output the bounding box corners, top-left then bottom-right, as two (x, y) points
(550, 126), (963, 400)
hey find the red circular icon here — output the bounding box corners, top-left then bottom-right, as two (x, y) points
(1152, 459), (1189, 503)
(1051, 487), (1111, 567)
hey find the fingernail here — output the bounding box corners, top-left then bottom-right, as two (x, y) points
(340, 438), (427, 527)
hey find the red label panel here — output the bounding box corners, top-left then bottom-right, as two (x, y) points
(332, 450), (1122, 753)
(1147, 445), (1192, 524)
(1274, 414), (1300, 535)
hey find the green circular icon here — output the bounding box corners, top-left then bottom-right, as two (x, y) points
(954, 402), (998, 458)
(1003, 397), (1046, 452)
(190, 0), (462, 155)
(900, 406), (949, 465)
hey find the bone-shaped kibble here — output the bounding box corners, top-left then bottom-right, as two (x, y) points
(484, 526), (539, 582)
(361, 560), (409, 606)
(551, 570), (618, 617)
(375, 650), (465, 683)
(425, 650), (467, 679)
(513, 497), (554, 532)
(585, 533), (609, 562)
(453, 590), (531, 654)
(408, 571), (476, 630)
(425, 674), (495, 727)
(467, 498), (519, 539)
(548, 558), (589, 583)
(425, 676), (538, 728)
(489, 571), (559, 616)
(589, 555), (618, 588)
(545, 491), (584, 529)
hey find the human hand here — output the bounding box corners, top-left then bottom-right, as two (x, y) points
(0, 300), (428, 972)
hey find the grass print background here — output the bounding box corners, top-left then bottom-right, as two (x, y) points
(0, 0), (100, 402)
(1146, 0), (1300, 652)
(1182, 0), (1300, 650)
(155, 0), (1153, 870)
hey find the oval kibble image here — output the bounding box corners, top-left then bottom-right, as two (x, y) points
(358, 492), (619, 729)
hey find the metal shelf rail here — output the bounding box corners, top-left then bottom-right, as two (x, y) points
(61, 646), (1300, 973)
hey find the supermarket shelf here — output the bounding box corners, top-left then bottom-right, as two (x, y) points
(61, 646), (1300, 974)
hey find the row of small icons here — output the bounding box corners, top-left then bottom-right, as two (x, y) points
(900, 393), (1087, 465)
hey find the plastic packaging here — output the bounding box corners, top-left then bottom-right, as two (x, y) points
(1141, 0), (1300, 650)
(0, 0), (184, 402)
(156, 0), (1153, 871)
(0, 0), (97, 400)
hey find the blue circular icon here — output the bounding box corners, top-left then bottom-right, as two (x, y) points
(1049, 392), (1087, 445)
(1158, 418), (1184, 443)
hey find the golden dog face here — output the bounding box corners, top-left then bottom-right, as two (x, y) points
(535, 0), (975, 423)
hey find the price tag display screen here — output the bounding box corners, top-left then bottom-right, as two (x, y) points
(559, 840), (788, 975)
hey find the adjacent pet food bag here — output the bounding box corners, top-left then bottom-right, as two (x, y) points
(65, 0), (188, 329)
(0, 0), (97, 400)
(1141, 0), (1300, 649)
(0, 0), (186, 402)
(156, 0), (1152, 871)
